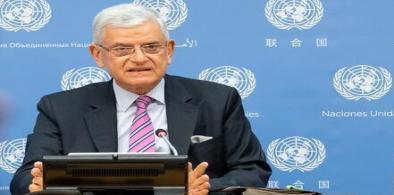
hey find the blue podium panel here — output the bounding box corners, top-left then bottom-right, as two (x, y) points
(1, 0), (393, 194)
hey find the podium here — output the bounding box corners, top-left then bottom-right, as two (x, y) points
(36, 153), (188, 195)
(25, 153), (320, 195)
(26, 189), (178, 195)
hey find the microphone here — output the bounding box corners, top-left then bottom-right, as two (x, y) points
(155, 129), (178, 156)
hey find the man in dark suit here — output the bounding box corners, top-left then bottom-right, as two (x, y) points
(10, 3), (271, 195)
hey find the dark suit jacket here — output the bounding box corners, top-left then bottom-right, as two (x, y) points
(10, 75), (271, 195)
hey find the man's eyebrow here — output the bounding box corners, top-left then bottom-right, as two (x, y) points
(142, 41), (161, 45)
(109, 41), (161, 48)
(109, 43), (134, 48)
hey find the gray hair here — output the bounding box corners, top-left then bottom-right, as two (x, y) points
(92, 4), (169, 43)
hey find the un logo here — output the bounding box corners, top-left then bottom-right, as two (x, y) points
(267, 136), (326, 172)
(333, 65), (392, 101)
(265, 0), (323, 30)
(199, 66), (256, 99)
(0, 138), (26, 173)
(0, 0), (51, 32)
(61, 67), (111, 91)
(133, 0), (188, 30)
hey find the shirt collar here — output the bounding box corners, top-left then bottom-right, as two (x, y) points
(113, 79), (165, 112)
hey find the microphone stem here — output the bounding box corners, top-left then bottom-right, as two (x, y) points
(163, 137), (178, 156)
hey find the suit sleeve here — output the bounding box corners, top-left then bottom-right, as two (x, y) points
(10, 96), (63, 195)
(209, 88), (272, 191)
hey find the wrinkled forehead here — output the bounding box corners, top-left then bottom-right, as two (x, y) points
(101, 21), (167, 45)
(99, 19), (168, 43)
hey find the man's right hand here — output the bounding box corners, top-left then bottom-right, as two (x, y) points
(29, 161), (43, 192)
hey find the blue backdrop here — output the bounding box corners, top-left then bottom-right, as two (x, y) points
(1, 0), (393, 194)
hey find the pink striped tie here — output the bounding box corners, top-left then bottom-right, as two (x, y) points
(128, 96), (155, 153)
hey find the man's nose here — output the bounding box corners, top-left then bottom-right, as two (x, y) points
(128, 48), (147, 64)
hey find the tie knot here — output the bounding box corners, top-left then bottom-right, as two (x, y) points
(135, 95), (152, 109)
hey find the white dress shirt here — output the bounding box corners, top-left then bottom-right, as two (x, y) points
(113, 79), (170, 154)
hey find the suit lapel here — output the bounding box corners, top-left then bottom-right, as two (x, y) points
(81, 77), (197, 154)
(84, 81), (118, 152)
(165, 75), (198, 155)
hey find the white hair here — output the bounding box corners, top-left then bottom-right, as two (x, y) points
(92, 4), (169, 43)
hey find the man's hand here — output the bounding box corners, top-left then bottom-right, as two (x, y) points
(29, 161), (43, 192)
(188, 162), (210, 195)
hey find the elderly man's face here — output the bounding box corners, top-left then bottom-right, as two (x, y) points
(90, 21), (175, 94)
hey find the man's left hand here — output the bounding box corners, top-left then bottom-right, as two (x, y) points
(188, 162), (210, 195)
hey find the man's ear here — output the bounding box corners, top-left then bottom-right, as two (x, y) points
(166, 40), (175, 64)
(89, 44), (105, 68)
